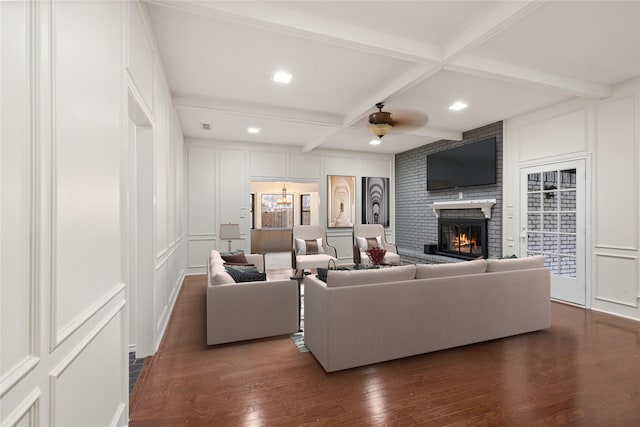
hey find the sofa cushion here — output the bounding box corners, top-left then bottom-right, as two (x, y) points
(415, 259), (487, 279)
(356, 235), (383, 251)
(486, 255), (545, 272)
(221, 250), (248, 264)
(326, 264), (416, 287)
(295, 238), (325, 255)
(224, 264), (267, 283)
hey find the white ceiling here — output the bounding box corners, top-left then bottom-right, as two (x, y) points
(145, 0), (640, 154)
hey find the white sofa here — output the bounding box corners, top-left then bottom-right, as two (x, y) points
(207, 250), (299, 345)
(303, 256), (550, 372)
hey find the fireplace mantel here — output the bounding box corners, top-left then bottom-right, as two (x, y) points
(430, 199), (496, 219)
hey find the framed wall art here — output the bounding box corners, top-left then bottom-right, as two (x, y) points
(327, 175), (356, 228)
(362, 177), (390, 226)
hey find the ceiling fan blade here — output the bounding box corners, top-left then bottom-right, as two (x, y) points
(391, 108), (429, 130)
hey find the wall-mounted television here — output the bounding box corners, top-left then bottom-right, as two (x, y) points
(427, 137), (496, 191)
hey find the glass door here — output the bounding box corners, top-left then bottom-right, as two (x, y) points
(521, 160), (586, 306)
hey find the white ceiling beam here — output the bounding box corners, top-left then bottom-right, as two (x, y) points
(449, 54), (611, 99)
(442, 1), (545, 61)
(404, 126), (463, 141)
(149, 0), (442, 64)
(342, 63), (443, 127)
(173, 95), (343, 127)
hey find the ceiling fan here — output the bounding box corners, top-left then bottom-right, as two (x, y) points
(367, 102), (428, 140)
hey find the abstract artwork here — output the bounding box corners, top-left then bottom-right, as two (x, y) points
(362, 177), (389, 226)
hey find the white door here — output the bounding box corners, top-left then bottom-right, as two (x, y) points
(520, 160), (586, 306)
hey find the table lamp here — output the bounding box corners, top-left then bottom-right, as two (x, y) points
(219, 223), (240, 252)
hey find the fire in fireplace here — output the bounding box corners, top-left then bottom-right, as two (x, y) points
(437, 218), (488, 260)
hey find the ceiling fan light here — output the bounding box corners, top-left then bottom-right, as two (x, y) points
(369, 138), (382, 145)
(368, 123), (392, 138)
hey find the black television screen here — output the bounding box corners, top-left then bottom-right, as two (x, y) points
(427, 137), (496, 191)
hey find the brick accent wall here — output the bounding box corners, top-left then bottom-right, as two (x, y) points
(395, 121), (503, 258)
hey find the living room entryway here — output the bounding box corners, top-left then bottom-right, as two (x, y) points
(520, 159), (587, 306)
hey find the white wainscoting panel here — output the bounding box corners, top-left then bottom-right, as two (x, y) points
(0, 0), (37, 394)
(594, 253), (639, 307)
(595, 95), (638, 250)
(49, 303), (125, 427)
(325, 155), (360, 176)
(188, 238), (214, 269)
(249, 150), (286, 177)
(127, 2), (154, 114)
(1, 388), (40, 427)
(219, 149), (247, 223)
(289, 154), (321, 179)
(52, 0), (123, 347)
(188, 145), (216, 235)
(360, 158), (392, 178)
(518, 109), (587, 161)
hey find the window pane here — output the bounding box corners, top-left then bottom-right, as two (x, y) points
(560, 213), (576, 233)
(261, 194), (293, 228)
(543, 213), (557, 231)
(528, 173), (541, 191)
(560, 169), (576, 189)
(543, 171), (558, 191)
(528, 213), (541, 231)
(560, 190), (576, 211)
(528, 232), (542, 252)
(543, 233), (558, 253)
(528, 192), (541, 211)
(560, 234), (576, 255)
(543, 191), (557, 211)
(559, 256), (577, 278)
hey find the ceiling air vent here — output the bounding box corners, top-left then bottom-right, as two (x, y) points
(201, 123), (211, 130)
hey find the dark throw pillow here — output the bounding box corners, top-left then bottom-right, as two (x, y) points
(221, 250), (248, 264)
(305, 239), (319, 255)
(317, 268), (329, 283)
(224, 264), (266, 283)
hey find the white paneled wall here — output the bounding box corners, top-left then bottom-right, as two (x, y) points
(504, 78), (640, 321)
(1, 1), (128, 425)
(127, 1), (186, 356)
(1, 1), (187, 425)
(186, 140), (395, 272)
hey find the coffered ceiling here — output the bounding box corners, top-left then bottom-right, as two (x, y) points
(145, 1), (640, 154)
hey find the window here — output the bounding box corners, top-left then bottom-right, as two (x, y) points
(300, 194), (311, 225)
(261, 194), (293, 228)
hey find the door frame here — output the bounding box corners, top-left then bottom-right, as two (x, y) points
(518, 155), (591, 308)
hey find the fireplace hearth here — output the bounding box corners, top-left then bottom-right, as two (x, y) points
(437, 218), (488, 260)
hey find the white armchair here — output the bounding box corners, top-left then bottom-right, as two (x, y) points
(291, 225), (337, 275)
(353, 224), (401, 265)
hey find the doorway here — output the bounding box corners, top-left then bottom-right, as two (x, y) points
(520, 159), (587, 306)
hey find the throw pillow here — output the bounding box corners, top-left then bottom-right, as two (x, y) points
(356, 235), (383, 251)
(295, 238), (325, 255)
(220, 250), (248, 264)
(224, 264), (267, 283)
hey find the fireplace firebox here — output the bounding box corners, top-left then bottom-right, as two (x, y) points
(437, 218), (488, 260)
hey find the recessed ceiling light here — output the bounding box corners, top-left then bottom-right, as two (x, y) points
(272, 71), (292, 84)
(369, 139), (382, 145)
(201, 123), (211, 130)
(449, 101), (468, 111)
(247, 127), (261, 134)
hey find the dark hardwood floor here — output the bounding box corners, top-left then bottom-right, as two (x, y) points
(129, 273), (640, 426)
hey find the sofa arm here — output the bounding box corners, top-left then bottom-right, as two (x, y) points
(207, 279), (299, 345)
(245, 253), (265, 272)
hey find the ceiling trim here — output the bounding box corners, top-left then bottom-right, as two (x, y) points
(449, 55), (611, 99)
